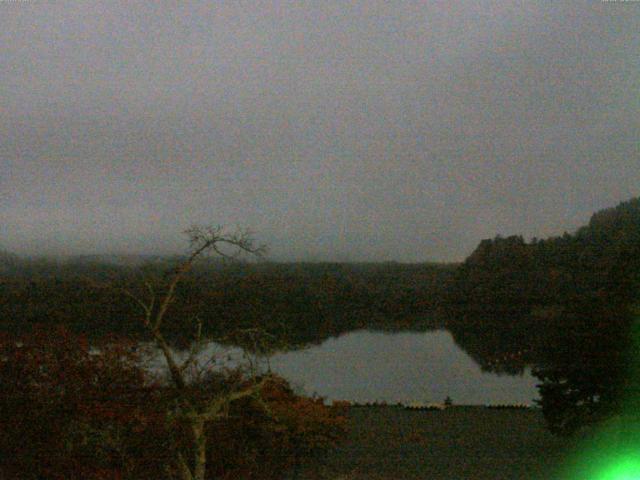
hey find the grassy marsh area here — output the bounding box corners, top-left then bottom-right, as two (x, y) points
(297, 406), (571, 480)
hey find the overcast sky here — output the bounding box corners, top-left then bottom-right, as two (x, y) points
(1, 1), (638, 261)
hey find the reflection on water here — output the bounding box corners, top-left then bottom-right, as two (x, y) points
(153, 330), (539, 405)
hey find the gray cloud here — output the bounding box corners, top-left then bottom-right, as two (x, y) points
(1, 1), (638, 261)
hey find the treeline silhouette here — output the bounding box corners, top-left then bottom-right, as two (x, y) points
(441, 197), (640, 434)
(443, 197), (640, 371)
(0, 257), (455, 350)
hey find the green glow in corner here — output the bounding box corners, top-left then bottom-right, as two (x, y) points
(559, 427), (640, 480)
(559, 313), (640, 480)
(596, 457), (640, 480)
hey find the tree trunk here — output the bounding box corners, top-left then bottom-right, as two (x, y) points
(192, 420), (207, 480)
(176, 451), (194, 480)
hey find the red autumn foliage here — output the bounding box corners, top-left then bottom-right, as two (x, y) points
(0, 324), (170, 479)
(0, 325), (346, 479)
(203, 376), (347, 479)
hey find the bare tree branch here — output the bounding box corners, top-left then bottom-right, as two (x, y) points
(105, 224), (267, 480)
(201, 376), (271, 422)
(179, 316), (205, 375)
(121, 287), (153, 323)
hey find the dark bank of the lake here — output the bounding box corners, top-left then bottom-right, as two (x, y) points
(293, 406), (571, 480)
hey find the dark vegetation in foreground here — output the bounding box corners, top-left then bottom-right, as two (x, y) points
(0, 325), (346, 480)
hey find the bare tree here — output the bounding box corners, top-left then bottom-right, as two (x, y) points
(120, 225), (269, 480)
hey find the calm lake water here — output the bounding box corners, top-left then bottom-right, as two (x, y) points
(153, 329), (539, 406)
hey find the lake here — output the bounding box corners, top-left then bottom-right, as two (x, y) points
(153, 329), (540, 406)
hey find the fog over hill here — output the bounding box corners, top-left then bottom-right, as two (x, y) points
(2, 1), (638, 261)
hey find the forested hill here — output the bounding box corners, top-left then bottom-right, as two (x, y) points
(443, 196), (640, 375)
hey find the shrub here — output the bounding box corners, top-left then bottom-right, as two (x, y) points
(0, 326), (346, 479)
